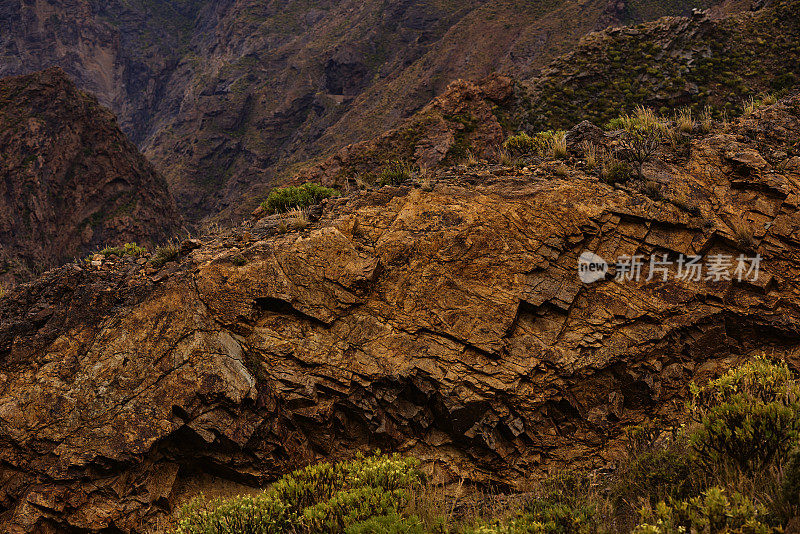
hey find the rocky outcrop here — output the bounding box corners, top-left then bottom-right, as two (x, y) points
(0, 68), (182, 285)
(2, 94), (800, 531)
(294, 75), (514, 189)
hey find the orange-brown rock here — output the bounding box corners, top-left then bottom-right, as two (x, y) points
(0, 68), (182, 285)
(2, 96), (800, 532)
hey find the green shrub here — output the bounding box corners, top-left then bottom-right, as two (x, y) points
(176, 453), (423, 534)
(100, 242), (147, 257)
(602, 158), (632, 184)
(688, 356), (800, 472)
(503, 132), (537, 155)
(379, 160), (413, 186)
(262, 182), (339, 214)
(634, 487), (779, 534)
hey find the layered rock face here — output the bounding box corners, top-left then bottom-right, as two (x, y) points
(2, 94), (800, 531)
(0, 68), (182, 284)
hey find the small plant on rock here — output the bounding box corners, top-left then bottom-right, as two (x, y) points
(605, 106), (664, 180)
(581, 141), (600, 169)
(282, 207), (309, 230)
(602, 157), (632, 184)
(699, 105), (714, 133)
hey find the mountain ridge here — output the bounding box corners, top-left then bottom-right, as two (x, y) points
(0, 67), (183, 285)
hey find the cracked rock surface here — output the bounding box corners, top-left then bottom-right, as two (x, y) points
(2, 97), (800, 531)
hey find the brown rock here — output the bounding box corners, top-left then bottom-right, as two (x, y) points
(2, 93), (800, 533)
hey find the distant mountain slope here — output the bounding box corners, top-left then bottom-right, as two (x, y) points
(0, 0), (740, 223)
(0, 68), (182, 284)
(516, 0), (800, 131)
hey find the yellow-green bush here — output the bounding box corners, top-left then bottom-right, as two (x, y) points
(634, 487), (779, 534)
(468, 471), (600, 534)
(176, 453), (423, 534)
(262, 182), (339, 214)
(688, 356), (800, 471)
(99, 242), (147, 257)
(503, 131), (566, 157)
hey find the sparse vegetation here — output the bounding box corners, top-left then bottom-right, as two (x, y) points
(498, 148), (522, 167)
(699, 105), (713, 133)
(262, 183), (339, 214)
(744, 94), (778, 116)
(617, 107), (664, 180)
(520, 0), (800, 132)
(675, 107), (694, 133)
(281, 207), (310, 231)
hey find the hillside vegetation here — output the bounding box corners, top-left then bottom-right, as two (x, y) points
(519, 0), (800, 130)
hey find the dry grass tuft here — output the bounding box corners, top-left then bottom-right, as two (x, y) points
(551, 131), (568, 160)
(699, 105), (713, 133)
(581, 141), (599, 169)
(676, 107), (694, 133)
(282, 207), (309, 230)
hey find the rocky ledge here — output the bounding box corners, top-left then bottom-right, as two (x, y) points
(2, 96), (800, 532)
